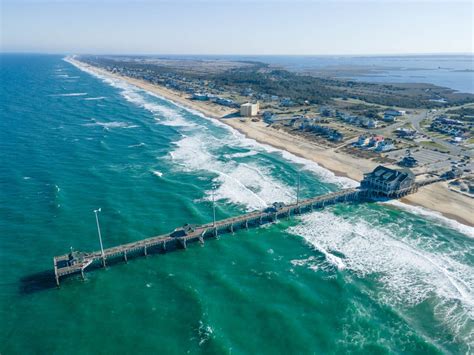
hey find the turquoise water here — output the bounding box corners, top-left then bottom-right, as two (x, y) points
(1, 54), (473, 354)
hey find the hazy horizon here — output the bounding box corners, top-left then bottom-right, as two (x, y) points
(1, 51), (473, 56)
(1, 0), (472, 55)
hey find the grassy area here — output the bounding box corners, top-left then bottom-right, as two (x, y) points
(402, 121), (415, 130)
(419, 141), (449, 153)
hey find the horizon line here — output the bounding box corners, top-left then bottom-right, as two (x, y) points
(1, 50), (473, 57)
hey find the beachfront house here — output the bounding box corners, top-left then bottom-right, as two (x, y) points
(262, 111), (275, 123)
(328, 131), (344, 142)
(375, 139), (396, 152)
(368, 135), (384, 148)
(310, 124), (344, 142)
(361, 166), (416, 197)
(385, 110), (406, 116)
(383, 113), (397, 122)
(356, 135), (371, 146)
(396, 128), (417, 139)
(362, 118), (378, 128)
(442, 167), (464, 180)
(192, 93), (209, 101)
(383, 110), (406, 122)
(291, 116), (309, 129)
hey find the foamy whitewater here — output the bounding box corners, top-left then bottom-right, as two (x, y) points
(1, 54), (472, 354)
(69, 57), (474, 351)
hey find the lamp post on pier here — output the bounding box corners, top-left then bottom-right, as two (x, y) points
(212, 187), (216, 227)
(296, 170), (301, 206)
(93, 208), (106, 267)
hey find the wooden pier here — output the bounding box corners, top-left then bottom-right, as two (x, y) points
(53, 163), (456, 286)
(53, 188), (361, 286)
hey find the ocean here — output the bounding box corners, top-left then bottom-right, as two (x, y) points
(0, 54), (473, 354)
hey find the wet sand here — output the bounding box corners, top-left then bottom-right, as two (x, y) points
(70, 58), (473, 227)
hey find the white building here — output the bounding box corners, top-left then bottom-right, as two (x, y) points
(240, 102), (259, 117)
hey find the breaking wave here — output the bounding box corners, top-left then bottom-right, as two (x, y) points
(83, 120), (138, 130)
(67, 57), (472, 235)
(50, 92), (87, 97)
(224, 151), (259, 159)
(386, 200), (474, 238)
(289, 210), (474, 349)
(66, 57), (354, 189)
(84, 96), (107, 101)
(151, 170), (163, 178)
(170, 134), (295, 210)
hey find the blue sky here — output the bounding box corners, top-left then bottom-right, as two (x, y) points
(1, 0), (473, 55)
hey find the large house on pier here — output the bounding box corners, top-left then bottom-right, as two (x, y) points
(361, 166), (416, 197)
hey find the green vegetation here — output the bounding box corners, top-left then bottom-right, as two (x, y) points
(81, 55), (474, 109)
(445, 107), (474, 122)
(419, 141), (449, 153)
(446, 107), (474, 116)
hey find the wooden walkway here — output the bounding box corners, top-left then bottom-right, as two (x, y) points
(53, 188), (361, 286)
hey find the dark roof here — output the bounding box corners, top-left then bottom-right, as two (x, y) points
(366, 165), (415, 183)
(265, 202), (286, 213)
(170, 224), (196, 238)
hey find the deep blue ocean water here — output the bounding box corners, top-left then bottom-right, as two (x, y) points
(0, 54), (473, 354)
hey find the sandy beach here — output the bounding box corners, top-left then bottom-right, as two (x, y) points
(70, 58), (473, 227)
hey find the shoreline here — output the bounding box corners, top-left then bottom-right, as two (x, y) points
(68, 58), (473, 228)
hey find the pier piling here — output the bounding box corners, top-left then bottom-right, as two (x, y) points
(54, 182), (437, 285)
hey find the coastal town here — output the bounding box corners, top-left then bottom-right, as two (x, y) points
(4, 0), (474, 352)
(74, 55), (474, 225)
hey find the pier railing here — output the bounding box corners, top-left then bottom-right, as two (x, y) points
(52, 164), (458, 286)
(53, 188), (361, 286)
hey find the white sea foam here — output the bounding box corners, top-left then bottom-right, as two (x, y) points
(289, 211), (474, 345)
(224, 151), (259, 159)
(128, 142), (146, 148)
(50, 92), (88, 97)
(66, 56), (469, 233)
(121, 90), (196, 128)
(66, 58), (357, 188)
(64, 59), (193, 128)
(66, 57), (358, 188)
(83, 121), (138, 130)
(386, 200), (474, 238)
(84, 96), (107, 101)
(170, 134), (294, 210)
(197, 320), (214, 346)
(151, 170), (163, 178)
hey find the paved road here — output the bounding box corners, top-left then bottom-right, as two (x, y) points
(377, 110), (471, 157)
(413, 111), (470, 157)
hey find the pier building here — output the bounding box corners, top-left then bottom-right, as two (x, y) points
(360, 165), (417, 198)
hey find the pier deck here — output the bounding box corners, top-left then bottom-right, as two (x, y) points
(53, 188), (361, 285)
(52, 163), (458, 286)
